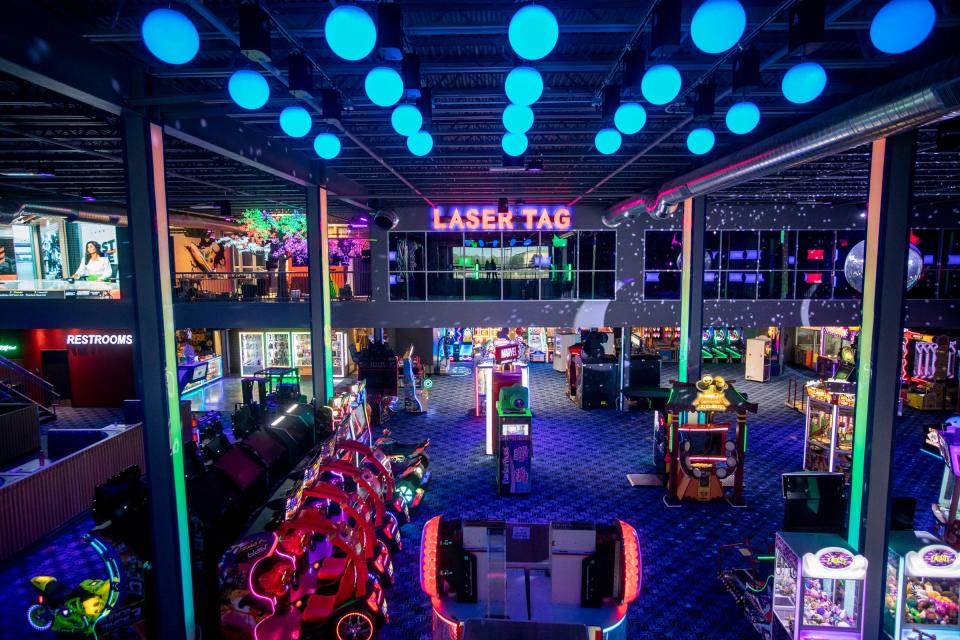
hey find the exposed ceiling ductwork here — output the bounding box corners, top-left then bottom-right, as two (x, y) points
(603, 54), (960, 226)
(14, 202), (243, 234)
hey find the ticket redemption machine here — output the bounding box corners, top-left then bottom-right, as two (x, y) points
(885, 531), (960, 640)
(553, 330), (580, 373)
(496, 384), (532, 496)
(528, 327), (548, 363)
(745, 337), (772, 382)
(475, 341), (529, 455)
(420, 516), (640, 640)
(773, 533), (867, 639)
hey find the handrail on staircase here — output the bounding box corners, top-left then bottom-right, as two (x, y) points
(0, 355), (60, 414)
(0, 355), (57, 393)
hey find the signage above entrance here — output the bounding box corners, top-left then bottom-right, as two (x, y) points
(430, 205), (572, 232)
(66, 334), (133, 346)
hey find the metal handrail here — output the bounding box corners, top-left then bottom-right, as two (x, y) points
(0, 354), (60, 416)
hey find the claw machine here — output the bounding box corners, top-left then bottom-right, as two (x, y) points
(264, 331), (292, 368)
(885, 531), (960, 639)
(773, 532), (867, 639)
(239, 331), (265, 376)
(292, 331), (312, 376)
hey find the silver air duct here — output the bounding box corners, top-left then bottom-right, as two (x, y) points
(15, 203), (243, 233)
(603, 54), (960, 226)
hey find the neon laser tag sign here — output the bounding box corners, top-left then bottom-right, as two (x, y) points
(430, 205), (572, 232)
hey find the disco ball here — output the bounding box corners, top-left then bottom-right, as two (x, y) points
(843, 240), (923, 293)
(676, 251), (713, 271)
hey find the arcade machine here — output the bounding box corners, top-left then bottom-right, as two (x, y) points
(702, 328), (719, 363)
(655, 375), (757, 505)
(933, 419), (960, 548)
(803, 380), (857, 484)
(772, 533), (868, 639)
(459, 328), (475, 361)
(767, 326), (784, 377)
(818, 327), (859, 380)
(553, 329), (580, 373)
(902, 331), (958, 411)
(745, 337), (772, 382)
(475, 340), (529, 455)
(714, 327), (744, 363)
(885, 531), (960, 639)
(356, 337), (399, 426)
(419, 516), (640, 640)
(399, 344), (428, 413)
(570, 330), (619, 410)
(527, 327), (548, 363)
(496, 384), (532, 496)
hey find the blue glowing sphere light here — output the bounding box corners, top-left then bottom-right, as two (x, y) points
(687, 128), (716, 155)
(870, 0), (936, 54)
(641, 65), (682, 106)
(508, 5), (559, 61)
(279, 106), (312, 138)
(313, 133), (341, 160)
(228, 70), (270, 110)
(391, 105), (423, 137)
(691, 0), (747, 54)
(505, 67), (544, 107)
(614, 102), (647, 135)
(781, 62), (827, 104)
(725, 102), (760, 134)
(365, 67), (404, 107)
(407, 131), (434, 156)
(503, 104), (534, 134)
(142, 8), (199, 65)
(502, 132), (529, 157)
(595, 128), (622, 155)
(325, 5), (377, 61)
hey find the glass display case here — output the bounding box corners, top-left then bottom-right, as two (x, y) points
(885, 532), (960, 639)
(803, 380), (857, 484)
(239, 332), (264, 376)
(774, 533), (866, 639)
(330, 330), (348, 378)
(265, 331), (291, 368)
(292, 331), (312, 373)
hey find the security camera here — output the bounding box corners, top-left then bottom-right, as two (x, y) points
(372, 208), (399, 230)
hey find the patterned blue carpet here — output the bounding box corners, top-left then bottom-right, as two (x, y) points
(0, 363), (952, 640)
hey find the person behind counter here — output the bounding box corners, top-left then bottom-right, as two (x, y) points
(72, 241), (113, 281)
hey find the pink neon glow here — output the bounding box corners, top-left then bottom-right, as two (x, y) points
(678, 427), (730, 432)
(249, 534), (280, 640)
(688, 456), (728, 462)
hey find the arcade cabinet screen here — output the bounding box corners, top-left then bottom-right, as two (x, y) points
(191, 364), (209, 382)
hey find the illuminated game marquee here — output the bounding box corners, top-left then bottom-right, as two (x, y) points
(430, 205), (572, 232)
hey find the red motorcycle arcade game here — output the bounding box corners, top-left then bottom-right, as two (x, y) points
(420, 516), (640, 640)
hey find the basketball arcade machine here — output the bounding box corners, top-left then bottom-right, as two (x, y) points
(902, 331), (958, 411)
(475, 340), (529, 455)
(655, 376), (757, 506)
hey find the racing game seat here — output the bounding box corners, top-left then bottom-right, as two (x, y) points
(303, 561), (358, 622)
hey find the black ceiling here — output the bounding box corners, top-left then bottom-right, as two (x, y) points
(0, 0), (959, 217)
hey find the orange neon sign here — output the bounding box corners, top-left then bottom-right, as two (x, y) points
(430, 205), (573, 232)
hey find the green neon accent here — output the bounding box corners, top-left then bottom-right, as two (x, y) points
(552, 234), (567, 248)
(565, 264), (572, 282)
(756, 556), (775, 561)
(319, 192), (334, 400)
(474, 263), (480, 279)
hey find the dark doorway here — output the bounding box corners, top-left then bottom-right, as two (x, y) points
(41, 350), (71, 400)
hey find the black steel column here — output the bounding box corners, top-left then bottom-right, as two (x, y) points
(120, 112), (195, 639)
(306, 176), (332, 404)
(850, 132), (916, 639)
(678, 196), (706, 383)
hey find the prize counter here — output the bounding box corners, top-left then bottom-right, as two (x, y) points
(177, 355), (223, 395)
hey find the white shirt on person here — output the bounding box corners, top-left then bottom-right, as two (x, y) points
(75, 256), (113, 279)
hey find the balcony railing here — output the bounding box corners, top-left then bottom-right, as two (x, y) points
(173, 264), (371, 302)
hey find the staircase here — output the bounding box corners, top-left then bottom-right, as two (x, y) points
(0, 355), (59, 421)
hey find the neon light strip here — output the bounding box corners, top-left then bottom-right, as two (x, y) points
(688, 456), (727, 462)
(678, 199), (694, 383)
(319, 188), (334, 401)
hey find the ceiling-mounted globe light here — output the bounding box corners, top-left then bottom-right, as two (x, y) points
(508, 5), (559, 61)
(313, 132), (341, 159)
(364, 67), (404, 107)
(690, 0), (747, 54)
(228, 70), (270, 110)
(724, 101), (760, 134)
(614, 102), (647, 135)
(781, 61), (827, 104)
(505, 66), (544, 107)
(641, 64), (682, 105)
(141, 8), (200, 65)
(502, 132), (529, 157)
(595, 128), (622, 155)
(391, 105), (423, 137)
(407, 131), (434, 156)
(869, 0), (936, 54)
(687, 127), (716, 155)
(502, 104), (534, 134)
(279, 106), (313, 138)
(324, 5), (377, 61)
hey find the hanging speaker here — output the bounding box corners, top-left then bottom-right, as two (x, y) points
(622, 49), (646, 98)
(378, 4), (404, 61)
(402, 54), (422, 99)
(788, 0), (825, 57)
(288, 53), (314, 99)
(321, 89), (342, 122)
(650, 0), (682, 58)
(416, 87), (433, 124)
(692, 82), (716, 121)
(732, 47), (762, 92)
(239, 4), (272, 63)
(602, 85), (621, 121)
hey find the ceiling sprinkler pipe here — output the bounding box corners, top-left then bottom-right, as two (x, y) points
(15, 203), (243, 233)
(603, 54), (960, 226)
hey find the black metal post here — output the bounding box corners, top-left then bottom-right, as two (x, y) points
(306, 176), (331, 404)
(849, 131), (916, 639)
(679, 196), (706, 383)
(120, 112), (195, 639)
